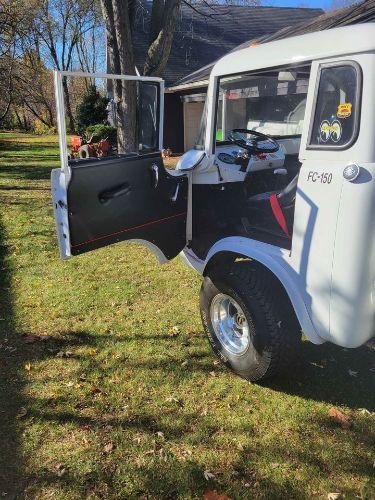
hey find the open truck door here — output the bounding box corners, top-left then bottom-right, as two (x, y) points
(51, 71), (188, 261)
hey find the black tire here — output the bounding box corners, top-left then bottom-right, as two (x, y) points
(200, 261), (301, 381)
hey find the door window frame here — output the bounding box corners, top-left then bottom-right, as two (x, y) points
(53, 70), (164, 174)
(306, 60), (362, 151)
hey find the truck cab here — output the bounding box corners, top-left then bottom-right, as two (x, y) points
(52, 24), (375, 381)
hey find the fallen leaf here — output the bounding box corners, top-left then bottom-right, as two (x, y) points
(168, 325), (180, 336)
(103, 442), (114, 453)
(348, 369), (358, 377)
(327, 493), (341, 500)
(24, 362), (31, 371)
(328, 408), (350, 427)
(90, 386), (101, 394)
(16, 407), (27, 419)
(156, 431), (165, 440)
(66, 381), (75, 387)
(55, 463), (66, 477)
(56, 350), (73, 358)
(204, 470), (215, 481)
(203, 489), (231, 500)
(181, 360), (188, 367)
(165, 396), (183, 406)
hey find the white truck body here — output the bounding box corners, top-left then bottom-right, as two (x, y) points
(52, 24), (375, 362)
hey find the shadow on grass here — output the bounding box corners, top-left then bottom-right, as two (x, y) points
(12, 329), (375, 498)
(0, 165), (54, 181)
(0, 316), (374, 497)
(0, 216), (26, 495)
(267, 341), (375, 412)
(56, 329), (375, 410)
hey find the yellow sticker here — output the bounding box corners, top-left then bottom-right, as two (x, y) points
(337, 103), (352, 119)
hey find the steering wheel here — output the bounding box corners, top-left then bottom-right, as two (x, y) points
(227, 128), (279, 154)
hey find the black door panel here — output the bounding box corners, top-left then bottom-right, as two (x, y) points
(67, 153), (188, 259)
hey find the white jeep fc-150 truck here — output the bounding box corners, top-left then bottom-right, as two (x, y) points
(52, 24), (375, 381)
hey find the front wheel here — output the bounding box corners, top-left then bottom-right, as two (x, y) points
(200, 262), (301, 381)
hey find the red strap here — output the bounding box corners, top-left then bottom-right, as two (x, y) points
(270, 194), (291, 239)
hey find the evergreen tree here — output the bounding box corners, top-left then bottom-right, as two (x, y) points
(76, 85), (109, 132)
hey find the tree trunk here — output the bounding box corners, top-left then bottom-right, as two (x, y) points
(101, 0), (137, 153)
(144, 0), (180, 77)
(62, 76), (75, 133)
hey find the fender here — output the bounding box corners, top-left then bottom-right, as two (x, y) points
(203, 236), (325, 345)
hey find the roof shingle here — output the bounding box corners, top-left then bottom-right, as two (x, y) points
(172, 0), (375, 88)
(133, 3), (323, 85)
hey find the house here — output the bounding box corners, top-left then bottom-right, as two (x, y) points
(164, 0), (375, 153)
(132, 3), (324, 153)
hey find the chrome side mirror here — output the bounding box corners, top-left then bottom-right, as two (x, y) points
(176, 149), (206, 172)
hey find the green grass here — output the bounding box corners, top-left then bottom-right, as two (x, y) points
(0, 132), (374, 499)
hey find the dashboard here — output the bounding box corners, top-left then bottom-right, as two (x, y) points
(215, 143), (286, 183)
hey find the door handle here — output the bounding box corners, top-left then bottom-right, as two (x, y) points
(151, 163), (159, 188)
(171, 183), (180, 202)
(99, 182), (131, 204)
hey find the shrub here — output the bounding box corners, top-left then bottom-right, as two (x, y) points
(76, 85), (109, 132)
(85, 124), (117, 144)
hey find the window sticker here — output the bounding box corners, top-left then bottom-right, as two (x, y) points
(319, 120), (342, 143)
(337, 102), (352, 119)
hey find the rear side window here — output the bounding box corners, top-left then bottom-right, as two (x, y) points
(308, 62), (361, 149)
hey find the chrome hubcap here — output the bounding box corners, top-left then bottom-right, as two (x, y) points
(210, 294), (250, 355)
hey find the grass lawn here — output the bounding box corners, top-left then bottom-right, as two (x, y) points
(0, 132), (374, 499)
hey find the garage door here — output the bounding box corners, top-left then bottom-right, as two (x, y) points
(183, 101), (205, 151)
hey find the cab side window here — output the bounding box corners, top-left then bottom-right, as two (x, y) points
(309, 63), (361, 149)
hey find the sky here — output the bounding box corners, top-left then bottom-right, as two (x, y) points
(264, 0), (354, 8)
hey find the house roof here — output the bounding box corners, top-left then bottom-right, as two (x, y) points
(212, 24), (375, 78)
(132, 3), (323, 86)
(170, 0), (375, 90)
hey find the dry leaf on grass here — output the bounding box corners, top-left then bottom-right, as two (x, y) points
(103, 442), (114, 453)
(203, 470), (215, 481)
(168, 326), (180, 336)
(24, 362), (31, 371)
(204, 489), (231, 500)
(327, 493), (341, 500)
(56, 350), (73, 358)
(328, 408), (350, 427)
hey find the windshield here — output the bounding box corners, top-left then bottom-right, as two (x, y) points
(215, 66), (310, 143)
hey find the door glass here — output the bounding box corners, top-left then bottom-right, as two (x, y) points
(309, 64), (360, 149)
(138, 82), (159, 153)
(58, 74), (160, 163)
